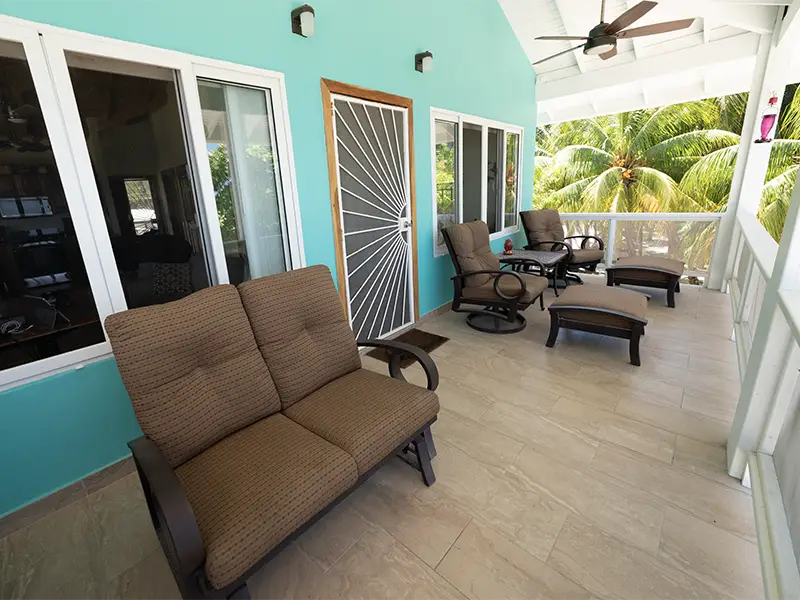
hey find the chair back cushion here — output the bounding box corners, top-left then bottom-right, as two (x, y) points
(238, 265), (361, 409)
(105, 285), (281, 467)
(443, 221), (501, 287)
(521, 209), (565, 249)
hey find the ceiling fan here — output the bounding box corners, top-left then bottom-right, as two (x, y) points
(533, 0), (695, 65)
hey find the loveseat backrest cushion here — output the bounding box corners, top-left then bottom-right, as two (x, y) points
(238, 265), (361, 410)
(443, 220), (501, 288)
(522, 209), (565, 249)
(105, 284), (281, 467)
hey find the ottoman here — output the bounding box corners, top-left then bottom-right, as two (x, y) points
(606, 256), (685, 308)
(546, 285), (648, 366)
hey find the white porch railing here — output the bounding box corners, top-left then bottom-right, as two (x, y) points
(560, 212), (724, 275)
(727, 211), (800, 599)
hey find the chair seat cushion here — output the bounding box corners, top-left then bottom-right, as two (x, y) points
(461, 273), (548, 305)
(284, 369), (439, 474)
(549, 285), (648, 323)
(610, 256), (685, 275)
(569, 248), (604, 264)
(175, 414), (357, 590)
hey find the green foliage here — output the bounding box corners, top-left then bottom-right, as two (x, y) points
(535, 86), (800, 242)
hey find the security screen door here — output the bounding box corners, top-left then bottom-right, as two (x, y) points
(330, 93), (415, 339)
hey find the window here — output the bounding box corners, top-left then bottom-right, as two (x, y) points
(431, 109), (522, 255)
(0, 24), (303, 389)
(0, 42), (105, 374)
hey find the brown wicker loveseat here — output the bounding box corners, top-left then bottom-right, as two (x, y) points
(104, 265), (440, 600)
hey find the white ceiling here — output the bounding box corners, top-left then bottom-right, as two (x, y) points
(499, 0), (798, 124)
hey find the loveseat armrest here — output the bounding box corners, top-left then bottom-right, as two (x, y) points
(564, 234), (604, 250)
(128, 436), (206, 582)
(357, 339), (439, 392)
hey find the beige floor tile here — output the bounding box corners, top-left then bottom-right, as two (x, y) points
(481, 401), (599, 465)
(590, 444), (756, 543)
(295, 501), (372, 572)
(688, 355), (741, 380)
(681, 388), (737, 423)
(672, 436), (749, 492)
(434, 409), (524, 471)
(103, 550), (181, 600)
(248, 543), (330, 600)
(575, 364), (685, 408)
(322, 526), (465, 600)
(434, 379), (494, 421)
(636, 362), (740, 400)
(1, 498), (104, 599)
(436, 520), (590, 600)
(518, 366), (621, 412)
(547, 517), (722, 600)
(507, 446), (665, 555)
(348, 463), (471, 568)
(425, 441), (568, 562)
(658, 508), (763, 600)
(615, 396), (731, 447)
(548, 397), (676, 463)
(86, 473), (160, 583)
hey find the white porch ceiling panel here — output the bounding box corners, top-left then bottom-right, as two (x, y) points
(499, 0), (792, 124)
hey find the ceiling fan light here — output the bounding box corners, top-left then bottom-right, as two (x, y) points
(583, 35), (616, 56)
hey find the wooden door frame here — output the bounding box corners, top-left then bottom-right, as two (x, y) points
(320, 78), (419, 322)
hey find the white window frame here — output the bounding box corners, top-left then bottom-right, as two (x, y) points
(0, 16), (304, 390)
(430, 107), (523, 257)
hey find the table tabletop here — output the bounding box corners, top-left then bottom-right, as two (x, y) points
(496, 249), (568, 268)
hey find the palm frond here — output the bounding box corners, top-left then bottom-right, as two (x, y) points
(548, 145), (614, 186)
(758, 165), (799, 241)
(579, 167), (623, 212)
(777, 84), (800, 140)
(717, 92), (748, 134)
(642, 129), (740, 180)
(629, 100), (719, 155)
(679, 145), (739, 209)
(764, 139), (800, 181)
(628, 166), (701, 212)
(539, 177), (595, 212)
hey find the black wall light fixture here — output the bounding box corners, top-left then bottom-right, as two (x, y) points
(291, 4), (315, 37)
(415, 51), (433, 73)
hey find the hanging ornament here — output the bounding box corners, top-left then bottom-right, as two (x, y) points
(755, 92), (779, 144)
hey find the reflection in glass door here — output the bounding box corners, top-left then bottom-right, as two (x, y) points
(197, 80), (288, 285)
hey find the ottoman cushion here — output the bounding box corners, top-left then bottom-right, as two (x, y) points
(549, 285), (648, 324)
(611, 256), (684, 276)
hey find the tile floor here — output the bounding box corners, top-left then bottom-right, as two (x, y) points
(0, 278), (762, 600)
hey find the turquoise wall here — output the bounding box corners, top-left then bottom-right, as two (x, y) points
(0, 0), (536, 516)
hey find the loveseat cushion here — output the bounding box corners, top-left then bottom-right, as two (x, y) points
(176, 414), (357, 590)
(105, 285), (281, 467)
(238, 265), (361, 409)
(284, 369), (439, 474)
(444, 221), (502, 288)
(570, 248), (604, 264)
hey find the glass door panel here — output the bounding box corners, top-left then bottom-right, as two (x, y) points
(63, 51), (212, 309)
(487, 127), (503, 233)
(462, 122), (482, 223)
(505, 132), (520, 229)
(197, 80), (288, 285)
(0, 39), (105, 373)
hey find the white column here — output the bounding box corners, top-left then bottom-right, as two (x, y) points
(728, 167), (800, 477)
(707, 8), (788, 290)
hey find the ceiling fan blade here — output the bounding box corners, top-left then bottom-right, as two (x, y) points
(532, 44), (586, 66)
(616, 18), (696, 38)
(535, 35), (589, 41)
(599, 46), (618, 60)
(605, 1), (657, 34)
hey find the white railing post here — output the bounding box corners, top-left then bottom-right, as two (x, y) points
(605, 217), (617, 267)
(708, 11), (790, 290)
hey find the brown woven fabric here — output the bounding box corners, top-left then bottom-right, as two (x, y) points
(521, 209), (565, 250)
(611, 256), (685, 276)
(238, 266), (361, 409)
(549, 285), (648, 323)
(105, 285), (280, 467)
(570, 248), (604, 264)
(462, 273), (548, 305)
(284, 369), (439, 474)
(176, 414), (357, 590)
(444, 221), (502, 288)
